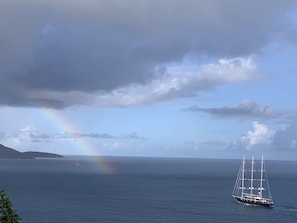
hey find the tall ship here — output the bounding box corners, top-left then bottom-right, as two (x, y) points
(232, 155), (274, 207)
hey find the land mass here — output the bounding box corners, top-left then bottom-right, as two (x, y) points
(0, 144), (63, 159)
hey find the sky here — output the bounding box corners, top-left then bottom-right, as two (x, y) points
(1, 0), (297, 160)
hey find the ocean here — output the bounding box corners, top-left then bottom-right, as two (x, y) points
(0, 156), (296, 223)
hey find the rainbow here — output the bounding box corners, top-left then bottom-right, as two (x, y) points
(40, 108), (116, 174)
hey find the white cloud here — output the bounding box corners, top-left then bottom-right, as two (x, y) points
(19, 125), (37, 133)
(231, 121), (275, 151)
(0, 125), (37, 150)
(241, 122), (274, 149)
(126, 57), (252, 103)
(228, 119), (297, 157)
(80, 56), (256, 107)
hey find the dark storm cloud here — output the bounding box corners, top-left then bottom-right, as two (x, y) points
(185, 100), (283, 119)
(1, 0), (297, 107)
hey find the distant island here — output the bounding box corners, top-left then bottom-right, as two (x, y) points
(0, 144), (63, 159)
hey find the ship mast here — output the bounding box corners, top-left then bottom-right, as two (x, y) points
(250, 156), (254, 195)
(259, 155), (264, 198)
(241, 156), (245, 197)
(232, 155), (274, 207)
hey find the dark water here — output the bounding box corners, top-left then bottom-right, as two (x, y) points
(0, 157), (296, 223)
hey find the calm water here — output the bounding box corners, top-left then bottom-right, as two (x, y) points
(0, 157), (296, 223)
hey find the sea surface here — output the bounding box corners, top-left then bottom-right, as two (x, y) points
(0, 156), (296, 223)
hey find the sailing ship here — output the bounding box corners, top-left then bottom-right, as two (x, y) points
(232, 155), (274, 207)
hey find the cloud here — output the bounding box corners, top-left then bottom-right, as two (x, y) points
(240, 122), (275, 150)
(30, 133), (52, 140)
(58, 56), (256, 107)
(273, 121), (297, 150)
(228, 122), (275, 152)
(0, 132), (5, 141)
(1, 1), (297, 108)
(229, 120), (297, 152)
(186, 100), (283, 119)
(60, 131), (146, 140)
(0, 125), (146, 152)
(60, 132), (116, 140)
(0, 125), (39, 149)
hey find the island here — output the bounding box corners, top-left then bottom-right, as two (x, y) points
(0, 144), (63, 159)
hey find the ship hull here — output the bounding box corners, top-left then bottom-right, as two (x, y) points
(233, 196), (274, 208)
